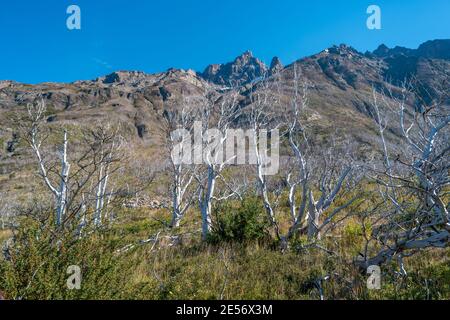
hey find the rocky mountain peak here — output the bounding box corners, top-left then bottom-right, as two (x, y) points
(372, 39), (450, 60)
(201, 51), (268, 86)
(235, 50), (254, 62)
(373, 44), (390, 57)
(417, 39), (450, 60)
(0, 39), (449, 157)
(269, 57), (284, 75)
(99, 71), (151, 86)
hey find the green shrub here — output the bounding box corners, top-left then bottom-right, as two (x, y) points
(0, 218), (137, 300)
(208, 197), (271, 244)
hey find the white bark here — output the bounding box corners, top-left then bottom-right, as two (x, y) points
(250, 67), (354, 246)
(249, 75), (281, 239)
(55, 130), (70, 226)
(306, 166), (352, 240)
(0, 196), (11, 230)
(199, 166), (216, 239)
(360, 230), (450, 268)
(25, 100), (123, 231)
(196, 90), (241, 240)
(363, 83), (450, 266)
(94, 162), (109, 227)
(90, 127), (121, 227)
(28, 100), (71, 228)
(164, 102), (198, 228)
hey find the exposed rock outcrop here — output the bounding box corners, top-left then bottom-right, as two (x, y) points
(201, 51), (268, 86)
(373, 39), (450, 60)
(269, 57), (283, 75)
(0, 39), (448, 150)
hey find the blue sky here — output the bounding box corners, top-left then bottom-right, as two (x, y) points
(0, 0), (449, 84)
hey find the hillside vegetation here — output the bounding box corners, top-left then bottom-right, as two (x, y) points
(0, 40), (449, 300)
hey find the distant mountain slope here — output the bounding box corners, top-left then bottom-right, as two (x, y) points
(0, 40), (449, 166)
(370, 39), (450, 105)
(373, 39), (450, 60)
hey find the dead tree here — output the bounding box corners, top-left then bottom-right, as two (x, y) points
(87, 125), (123, 227)
(362, 82), (450, 267)
(195, 89), (241, 240)
(163, 97), (199, 228)
(22, 99), (123, 231)
(247, 72), (283, 237)
(249, 66), (356, 247)
(26, 100), (70, 227)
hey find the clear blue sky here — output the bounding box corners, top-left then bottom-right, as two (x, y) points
(0, 0), (449, 84)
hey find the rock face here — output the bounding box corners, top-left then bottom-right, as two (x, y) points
(373, 39), (450, 60)
(201, 51), (268, 86)
(0, 39), (448, 160)
(0, 67), (210, 155)
(98, 70), (158, 87)
(371, 40), (450, 105)
(372, 44), (390, 57)
(308, 44), (371, 90)
(416, 39), (450, 60)
(269, 57), (283, 75)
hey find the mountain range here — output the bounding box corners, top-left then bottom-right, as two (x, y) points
(0, 39), (449, 183)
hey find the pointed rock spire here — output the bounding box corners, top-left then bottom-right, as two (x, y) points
(269, 56), (283, 75)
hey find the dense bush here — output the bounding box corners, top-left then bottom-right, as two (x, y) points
(0, 218), (136, 299)
(208, 197), (271, 244)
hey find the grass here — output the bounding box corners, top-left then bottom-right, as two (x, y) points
(0, 171), (448, 300)
(0, 204), (448, 300)
(0, 122), (447, 300)
(0, 229), (12, 243)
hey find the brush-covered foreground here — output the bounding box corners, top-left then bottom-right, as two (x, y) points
(0, 197), (448, 300)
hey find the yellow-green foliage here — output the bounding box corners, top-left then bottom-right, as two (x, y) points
(0, 218), (137, 300)
(0, 197), (448, 300)
(342, 220), (366, 255)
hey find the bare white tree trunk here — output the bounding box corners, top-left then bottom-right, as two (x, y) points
(94, 162), (109, 227)
(90, 126), (121, 228)
(0, 196), (9, 230)
(171, 166), (184, 228)
(254, 128), (276, 227)
(199, 166), (216, 239)
(196, 89), (241, 240)
(24, 100), (123, 232)
(170, 163), (194, 228)
(56, 130), (70, 226)
(306, 166), (352, 240)
(307, 191), (320, 239)
(163, 102), (198, 228)
(248, 74), (282, 240)
(28, 101), (71, 228)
